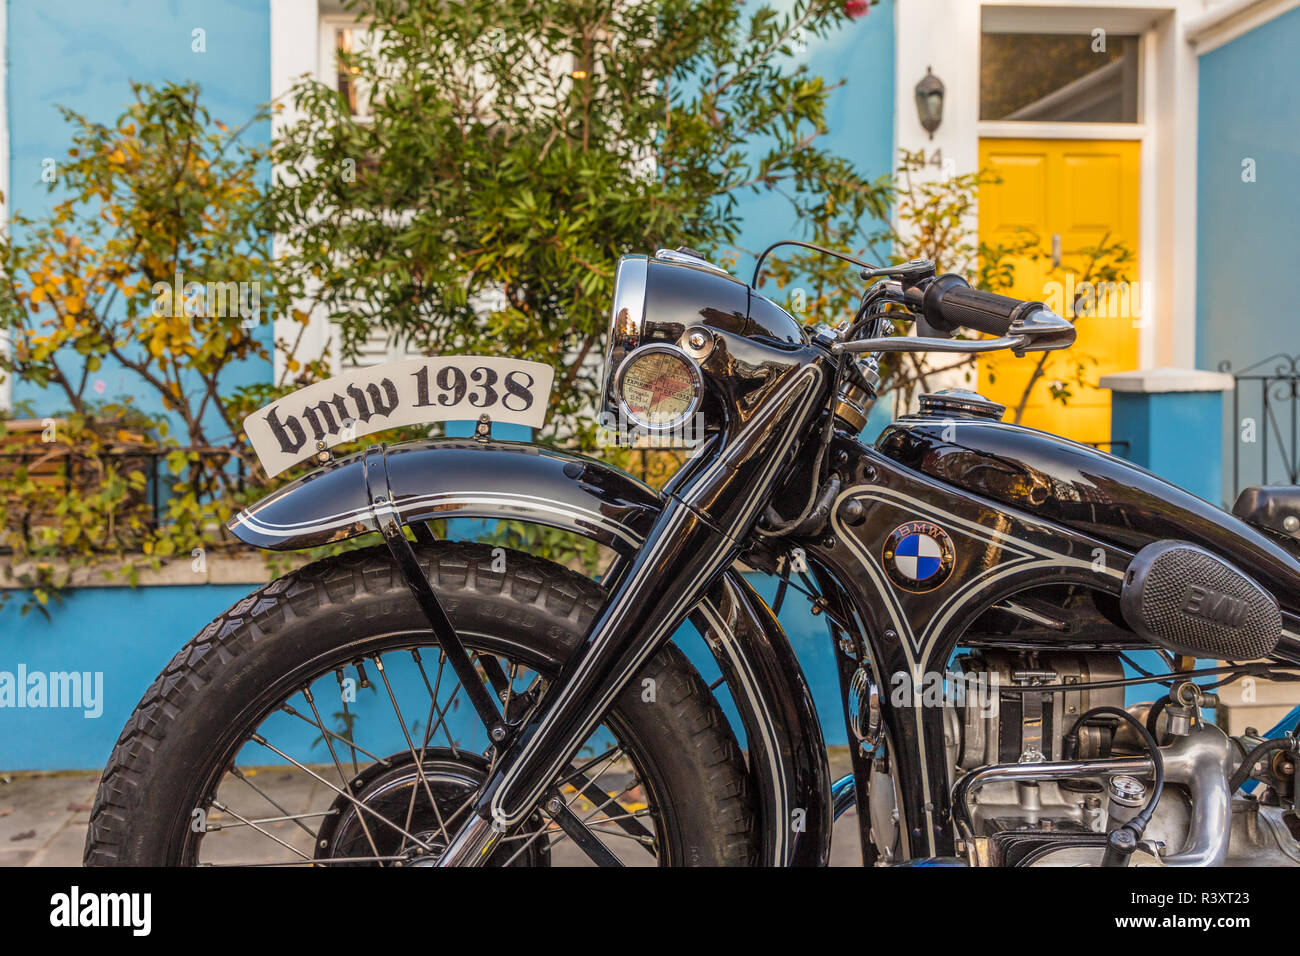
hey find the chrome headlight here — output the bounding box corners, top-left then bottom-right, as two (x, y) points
(600, 255), (649, 444)
(612, 343), (703, 434)
(600, 248), (795, 447)
(600, 255), (648, 404)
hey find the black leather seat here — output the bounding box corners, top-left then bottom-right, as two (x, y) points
(1232, 485), (1300, 538)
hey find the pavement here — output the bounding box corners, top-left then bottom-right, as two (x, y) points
(0, 748), (865, 867)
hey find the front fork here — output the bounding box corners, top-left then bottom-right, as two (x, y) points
(439, 494), (740, 863)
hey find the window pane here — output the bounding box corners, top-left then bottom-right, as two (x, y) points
(336, 28), (359, 115)
(981, 33), (1139, 123)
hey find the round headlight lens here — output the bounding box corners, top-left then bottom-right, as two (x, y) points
(615, 345), (702, 430)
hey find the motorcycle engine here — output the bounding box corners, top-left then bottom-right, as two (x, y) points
(865, 649), (1124, 862)
(948, 649), (1125, 767)
(945, 650), (1123, 865)
(864, 649), (1300, 866)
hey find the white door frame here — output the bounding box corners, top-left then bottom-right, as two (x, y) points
(270, 0), (326, 385)
(894, 0), (1205, 371)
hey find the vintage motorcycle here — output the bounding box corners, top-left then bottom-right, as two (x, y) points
(86, 246), (1300, 866)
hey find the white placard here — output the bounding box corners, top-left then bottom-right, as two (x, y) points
(244, 356), (554, 476)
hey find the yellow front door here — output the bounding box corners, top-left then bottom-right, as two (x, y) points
(977, 138), (1140, 443)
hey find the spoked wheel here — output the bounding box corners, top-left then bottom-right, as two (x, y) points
(85, 542), (757, 867)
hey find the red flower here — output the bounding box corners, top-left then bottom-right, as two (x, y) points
(844, 0), (870, 19)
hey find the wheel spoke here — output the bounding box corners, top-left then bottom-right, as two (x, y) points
(395, 690), (443, 857)
(279, 701), (395, 768)
(202, 855), (408, 867)
(227, 766), (320, 840)
(300, 687), (383, 860)
(334, 669), (360, 776)
(562, 761), (656, 850)
(413, 649), (460, 757)
(501, 747), (632, 866)
(210, 799), (313, 863)
(205, 809), (337, 831)
(372, 654), (452, 847)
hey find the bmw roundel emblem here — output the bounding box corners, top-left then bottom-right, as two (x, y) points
(882, 520), (956, 592)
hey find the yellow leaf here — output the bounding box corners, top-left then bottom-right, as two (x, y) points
(108, 149), (126, 164)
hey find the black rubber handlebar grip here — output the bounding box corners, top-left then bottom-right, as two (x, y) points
(920, 273), (1042, 336)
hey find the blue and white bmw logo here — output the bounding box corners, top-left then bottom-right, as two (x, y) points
(882, 520), (956, 592)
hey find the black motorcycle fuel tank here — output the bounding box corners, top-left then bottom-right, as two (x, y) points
(874, 392), (1300, 618)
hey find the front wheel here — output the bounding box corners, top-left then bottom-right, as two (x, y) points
(84, 542), (757, 866)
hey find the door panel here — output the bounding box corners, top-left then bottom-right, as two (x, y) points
(977, 138), (1140, 444)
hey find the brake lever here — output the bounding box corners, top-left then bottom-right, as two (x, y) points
(859, 258), (936, 282)
(835, 334), (1029, 355)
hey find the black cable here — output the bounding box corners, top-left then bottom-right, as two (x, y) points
(750, 240), (878, 289)
(1145, 696), (1170, 742)
(1228, 737), (1299, 794)
(758, 569), (854, 634)
(772, 574), (789, 615)
(1065, 705), (1164, 833)
(989, 663), (1300, 696)
(1118, 651), (1167, 682)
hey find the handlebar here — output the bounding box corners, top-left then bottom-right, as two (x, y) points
(834, 270), (1076, 356)
(906, 273), (1047, 337)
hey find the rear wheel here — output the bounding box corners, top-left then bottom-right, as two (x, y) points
(84, 542), (757, 866)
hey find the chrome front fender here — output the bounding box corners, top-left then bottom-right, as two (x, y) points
(227, 438), (832, 866)
(228, 439), (660, 553)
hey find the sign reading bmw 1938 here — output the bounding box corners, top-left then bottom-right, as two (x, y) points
(245, 356), (555, 476)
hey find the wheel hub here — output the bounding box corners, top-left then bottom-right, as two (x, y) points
(314, 748), (547, 866)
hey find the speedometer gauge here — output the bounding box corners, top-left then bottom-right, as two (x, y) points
(614, 345), (703, 431)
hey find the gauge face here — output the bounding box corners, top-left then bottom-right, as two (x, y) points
(618, 348), (699, 428)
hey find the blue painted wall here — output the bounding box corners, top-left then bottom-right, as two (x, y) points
(1196, 7), (1300, 375)
(732, 0), (895, 304)
(1110, 390), (1226, 506)
(1, 582), (253, 769)
(6, 0), (273, 425)
(1196, 9), (1300, 498)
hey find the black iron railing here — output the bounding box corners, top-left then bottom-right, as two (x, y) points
(0, 447), (246, 551)
(1220, 354), (1300, 496)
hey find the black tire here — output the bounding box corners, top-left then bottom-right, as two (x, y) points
(84, 541), (757, 866)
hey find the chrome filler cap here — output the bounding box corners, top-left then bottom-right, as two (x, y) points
(918, 388), (1006, 421)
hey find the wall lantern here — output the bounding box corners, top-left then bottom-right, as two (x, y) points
(914, 66), (945, 139)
